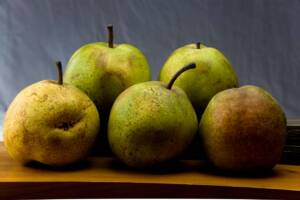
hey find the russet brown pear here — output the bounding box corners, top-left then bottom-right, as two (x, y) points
(199, 85), (286, 172)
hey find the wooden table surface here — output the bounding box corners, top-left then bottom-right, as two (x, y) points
(0, 143), (300, 198)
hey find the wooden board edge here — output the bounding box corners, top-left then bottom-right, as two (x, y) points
(0, 182), (299, 199)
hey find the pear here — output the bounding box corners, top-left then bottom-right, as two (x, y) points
(3, 62), (100, 166)
(199, 85), (286, 172)
(64, 25), (151, 153)
(108, 64), (198, 168)
(159, 42), (239, 116)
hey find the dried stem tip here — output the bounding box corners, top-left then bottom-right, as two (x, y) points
(56, 61), (63, 85)
(107, 24), (114, 48)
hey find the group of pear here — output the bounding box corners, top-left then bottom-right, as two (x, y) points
(3, 25), (286, 172)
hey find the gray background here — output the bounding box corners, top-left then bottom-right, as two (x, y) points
(0, 0), (299, 140)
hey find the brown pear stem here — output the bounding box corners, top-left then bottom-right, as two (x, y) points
(196, 42), (201, 49)
(56, 61), (63, 85)
(167, 63), (196, 89)
(107, 24), (114, 48)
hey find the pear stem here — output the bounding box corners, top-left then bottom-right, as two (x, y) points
(56, 61), (63, 85)
(167, 63), (196, 89)
(107, 24), (114, 48)
(196, 42), (201, 49)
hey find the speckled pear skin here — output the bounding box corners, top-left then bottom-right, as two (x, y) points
(3, 80), (100, 166)
(108, 81), (198, 168)
(159, 43), (239, 116)
(64, 42), (151, 119)
(199, 85), (287, 172)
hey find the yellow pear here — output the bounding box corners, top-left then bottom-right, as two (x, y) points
(3, 62), (100, 166)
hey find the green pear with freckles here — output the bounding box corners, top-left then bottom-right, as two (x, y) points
(4, 62), (100, 166)
(64, 25), (151, 152)
(108, 64), (198, 168)
(159, 42), (239, 116)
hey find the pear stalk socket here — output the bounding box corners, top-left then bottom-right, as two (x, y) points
(196, 42), (201, 49)
(107, 24), (114, 48)
(56, 61), (63, 85)
(167, 63), (196, 89)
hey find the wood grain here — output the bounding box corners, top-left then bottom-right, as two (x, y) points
(0, 143), (300, 198)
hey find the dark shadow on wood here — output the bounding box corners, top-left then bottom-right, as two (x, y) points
(24, 159), (91, 171)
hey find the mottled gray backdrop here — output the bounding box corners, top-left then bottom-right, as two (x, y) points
(0, 0), (300, 140)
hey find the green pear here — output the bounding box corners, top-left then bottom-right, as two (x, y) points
(199, 85), (286, 172)
(64, 24), (151, 124)
(64, 25), (151, 153)
(159, 43), (239, 116)
(108, 64), (198, 168)
(3, 62), (100, 166)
